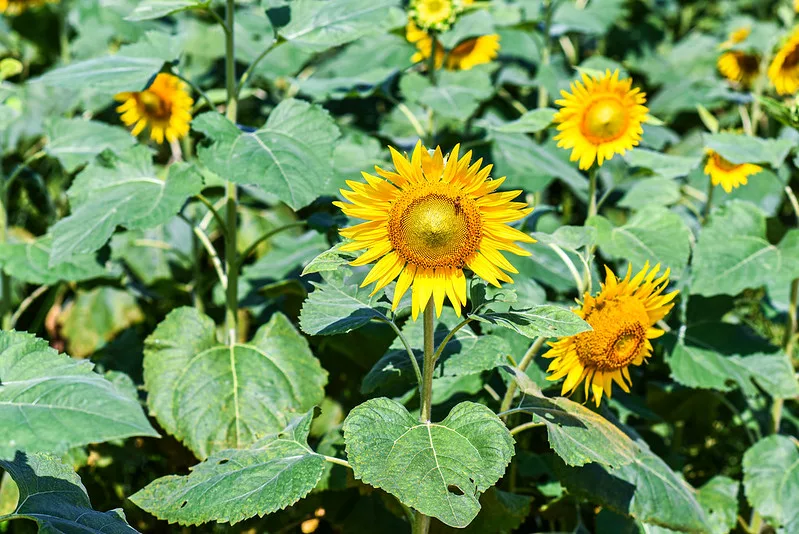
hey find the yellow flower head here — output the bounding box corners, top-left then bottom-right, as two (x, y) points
(545, 263), (678, 407)
(408, 20), (446, 68)
(407, 20), (499, 71)
(553, 70), (648, 170)
(769, 28), (799, 95)
(114, 73), (193, 145)
(0, 0), (51, 15)
(334, 141), (535, 320)
(717, 51), (760, 86)
(721, 26), (751, 48)
(704, 150), (762, 193)
(409, 0), (461, 32)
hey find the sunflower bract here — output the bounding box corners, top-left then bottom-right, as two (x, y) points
(334, 141), (535, 320)
(544, 262), (678, 407)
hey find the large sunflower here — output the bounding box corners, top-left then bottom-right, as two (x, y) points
(0, 0), (50, 14)
(553, 70), (648, 170)
(334, 141), (535, 320)
(768, 28), (799, 95)
(407, 20), (499, 71)
(544, 263), (677, 407)
(114, 73), (193, 144)
(704, 150), (762, 193)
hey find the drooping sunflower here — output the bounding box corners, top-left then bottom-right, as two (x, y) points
(409, 0), (461, 32)
(544, 263), (678, 407)
(334, 141), (535, 320)
(0, 0), (50, 15)
(114, 73), (193, 144)
(768, 28), (799, 95)
(406, 20), (499, 71)
(704, 150), (762, 193)
(718, 51), (760, 86)
(553, 70), (648, 170)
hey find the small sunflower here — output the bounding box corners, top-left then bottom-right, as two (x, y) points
(0, 0), (50, 14)
(407, 20), (499, 71)
(114, 73), (193, 144)
(704, 150), (762, 193)
(718, 51), (760, 86)
(769, 28), (799, 95)
(407, 20), (445, 69)
(553, 70), (648, 170)
(334, 141), (535, 320)
(545, 263), (678, 407)
(409, 0), (461, 32)
(721, 26), (750, 48)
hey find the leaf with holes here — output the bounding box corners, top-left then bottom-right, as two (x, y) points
(343, 398), (514, 528)
(143, 307), (327, 459)
(129, 410), (327, 526)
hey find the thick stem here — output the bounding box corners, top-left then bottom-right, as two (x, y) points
(499, 336), (546, 419)
(412, 513), (431, 534)
(419, 299), (436, 423)
(587, 166), (598, 220)
(1, 174), (10, 329)
(223, 0), (239, 345)
(772, 278), (798, 434)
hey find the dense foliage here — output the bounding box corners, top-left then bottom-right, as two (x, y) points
(1, 0), (798, 533)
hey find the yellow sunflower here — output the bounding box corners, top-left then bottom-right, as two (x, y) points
(544, 263), (678, 407)
(407, 20), (445, 69)
(409, 0), (460, 32)
(553, 70), (648, 170)
(704, 150), (762, 193)
(721, 26), (750, 48)
(114, 73), (193, 144)
(718, 51), (760, 86)
(768, 28), (799, 95)
(0, 0), (51, 14)
(407, 20), (499, 71)
(334, 141), (535, 320)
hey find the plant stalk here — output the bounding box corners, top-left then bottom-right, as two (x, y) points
(587, 166), (598, 219)
(499, 336), (546, 420)
(0, 176), (10, 330)
(224, 0), (239, 345)
(772, 278), (798, 435)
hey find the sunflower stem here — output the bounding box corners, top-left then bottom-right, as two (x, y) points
(499, 336), (546, 421)
(587, 166), (598, 219)
(0, 176), (10, 330)
(224, 0), (239, 345)
(236, 221), (307, 267)
(772, 278), (798, 435)
(425, 33), (438, 146)
(702, 175), (715, 223)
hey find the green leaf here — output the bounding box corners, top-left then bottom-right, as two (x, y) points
(552, 0), (627, 34)
(242, 231), (328, 281)
(193, 99), (341, 210)
(45, 118), (136, 173)
(742, 435), (799, 530)
(431, 488), (532, 534)
(0, 330), (158, 460)
(419, 69), (494, 121)
(343, 398), (514, 528)
(129, 410), (327, 526)
(667, 324), (799, 399)
(511, 396), (639, 468)
(483, 108), (556, 134)
(301, 241), (356, 276)
(438, 11), (496, 49)
(0, 235), (112, 284)
(59, 286), (145, 358)
(618, 178), (682, 209)
(143, 307), (327, 459)
(588, 207), (692, 275)
(703, 132), (793, 168)
(531, 225), (597, 252)
(110, 220), (193, 285)
(279, 0), (402, 52)
(554, 429), (710, 533)
(299, 270), (388, 336)
(623, 148), (700, 179)
(0, 452), (137, 532)
(126, 0), (204, 21)
(50, 147), (203, 266)
(691, 201), (779, 296)
(471, 305), (591, 339)
(696, 476), (739, 534)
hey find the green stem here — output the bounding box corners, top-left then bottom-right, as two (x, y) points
(195, 194), (228, 237)
(510, 421), (545, 435)
(322, 455), (351, 469)
(773, 278), (798, 434)
(4, 151), (46, 193)
(425, 33), (438, 146)
(59, 0), (70, 64)
(1, 170), (11, 329)
(499, 336), (546, 420)
(702, 176), (715, 223)
(224, 0), (239, 345)
(412, 513), (431, 534)
(587, 166), (598, 219)
(175, 72), (216, 113)
(432, 318), (472, 362)
(385, 319), (423, 393)
(236, 221), (307, 267)
(236, 40), (283, 99)
(9, 284), (49, 329)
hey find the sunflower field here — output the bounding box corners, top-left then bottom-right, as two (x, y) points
(2, 0), (799, 532)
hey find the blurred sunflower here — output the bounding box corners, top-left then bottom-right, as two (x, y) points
(334, 141), (535, 320)
(718, 52), (760, 86)
(406, 20), (500, 71)
(704, 150), (762, 193)
(769, 28), (799, 95)
(553, 69), (648, 170)
(0, 0), (50, 15)
(114, 73), (193, 144)
(409, 0), (460, 32)
(721, 26), (750, 48)
(544, 263), (678, 407)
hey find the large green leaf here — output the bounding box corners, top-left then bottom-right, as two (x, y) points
(508, 396), (639, 468)
(143, 307), (327, 459)
(0, 330), (158, 460)
(402, 69), (494, 121)
(0, 452), (137, 532)
(299, 269), (389, 336)
(470, 304), (591, 339)
(482, 108), (556, 134)
(278, 0), (402, 52)
(623, 148), (700, 179)
(742, 436), (799, 531)
(696, 476), (739, 534)
(431, 488), (532, 534)
(691, 201), (779, 296)
(129, 410), (327, 526)
(588, 207), (692, 275)
(0, 235), (113, 284)
(50, 147), (203, 266)
(343, 398), (514, 528)
(126, 0), (204, 21)
(45, 118), (136, 173)
(618, 178), (681, 210)
(193, 99), (341, 210)
(703, 133), (793, 168)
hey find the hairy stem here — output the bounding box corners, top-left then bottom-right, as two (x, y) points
(587, 166), (598, 219)
(224, 0), (239, 345)
(413, 299), (437, 534)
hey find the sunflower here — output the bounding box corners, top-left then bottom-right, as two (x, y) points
(409, 0), (460, 32)
(0, 0), (50, 14)
(544, 263), (678, 407)
(768, 28), (799, 95)
(114, 73), (193, 144)
(407, 20), (499, 71)
(721, 26), (750, 48)
(407, 20), (445, 69)
(553, 70), (648, 170)
(334, 141), (535, 320)
(704, 150), (762, 193)
(718, 51), (760, 86)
